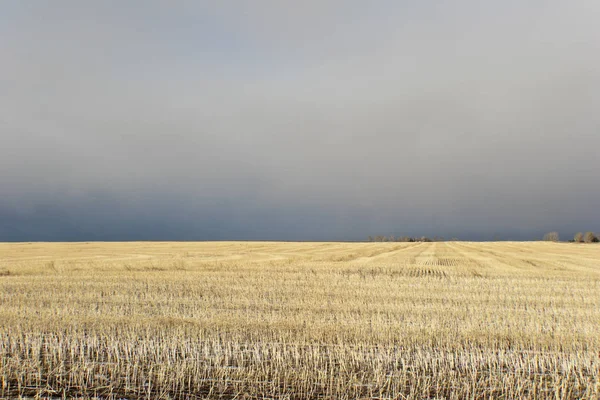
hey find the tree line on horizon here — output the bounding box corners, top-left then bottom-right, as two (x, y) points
(367, 232), (600, 243)
(367, 235), (455, 242)
(543, 231), (599, 243)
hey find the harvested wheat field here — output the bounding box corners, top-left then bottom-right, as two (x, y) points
(1, 241), (599, 399)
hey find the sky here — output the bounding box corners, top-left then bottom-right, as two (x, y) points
(1, 1), (599, 241)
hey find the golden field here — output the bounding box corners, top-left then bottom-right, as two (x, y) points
(1, 241), (599, 399)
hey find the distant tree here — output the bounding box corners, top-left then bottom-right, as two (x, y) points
(543, 232), (560, 242)
(584, 232), (598, 243)
(574, 232), (584, 243)
(368, 236), (374, 242)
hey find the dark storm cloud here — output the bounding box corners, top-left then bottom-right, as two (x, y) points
(1, 1), (599, 241)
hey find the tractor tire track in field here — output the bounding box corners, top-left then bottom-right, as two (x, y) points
(349, 242), (422, 264)
(448, 241), (528, 276)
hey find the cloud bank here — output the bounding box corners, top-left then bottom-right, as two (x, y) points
(1, 1), (599, 241)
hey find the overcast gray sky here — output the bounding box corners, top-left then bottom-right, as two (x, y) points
(1, 1), (599, 241)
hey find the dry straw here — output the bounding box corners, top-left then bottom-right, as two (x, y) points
(1, 241), (599, 398)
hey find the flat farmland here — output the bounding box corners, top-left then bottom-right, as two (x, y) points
(1, 241), (599, 399)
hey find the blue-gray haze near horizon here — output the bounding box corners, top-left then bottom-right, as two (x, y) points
(1, 1), (599, 242)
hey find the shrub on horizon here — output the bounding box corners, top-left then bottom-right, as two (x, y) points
(584, 232), (598, 243)
(543, 232), (560, 242)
